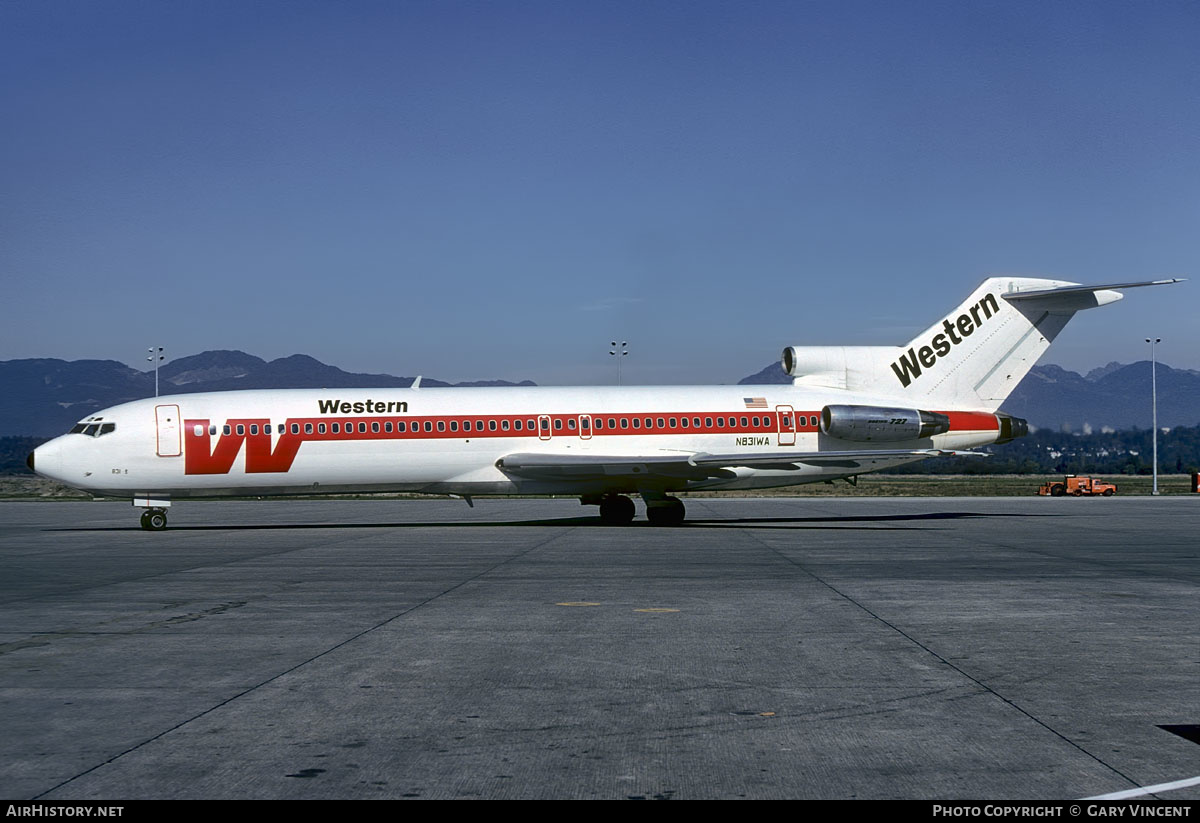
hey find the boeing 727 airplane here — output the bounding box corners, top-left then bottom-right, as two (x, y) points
(28, 277), (1181, 529)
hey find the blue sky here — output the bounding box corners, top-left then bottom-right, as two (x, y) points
(2, 0), (1196, 385)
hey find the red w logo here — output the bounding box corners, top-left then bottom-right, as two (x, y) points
(184, 419), (303, 474)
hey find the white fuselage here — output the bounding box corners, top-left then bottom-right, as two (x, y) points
(32, 382), (1004, 500)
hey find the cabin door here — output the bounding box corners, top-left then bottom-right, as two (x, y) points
(775, 405), (796, 446)
(155, 404), (182, 457)
(537, 414), (552, 441)
(578, 414), (592, 440)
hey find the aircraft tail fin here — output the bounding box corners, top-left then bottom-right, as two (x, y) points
(780, 277), (1182, 411)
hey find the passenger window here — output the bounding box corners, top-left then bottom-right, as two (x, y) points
(424, 421), (432, 432)
(526, 419), (535, 430)
(644, 418), (652, 428)
(385, 421), (393, 432)
(620, 418), (628, 429)
(581, 417), (589, 429)
(489, 420), (497, 431)
(680, 418), (689, 428)
(291, 423), (300, 434)
(304, 423), (313, 434)
(568, 419), (576, 430)
(553, 419), (562, 430)
(449, 421), (457, 432)
(477, 420), (484, 430)
(223, 425), (232, 435)
(250, 424), (258, 435)
(811, 415), (818, 427)
(693, 417), (701, 428)
(397, 421), (406, 432)
(514, 419), (522, 431)
(740, 416), (748, 427)
(607, 418), (616, 428)
(631, 418), (639, 428)
(501, 420), (510, 431)
(236, 424), (245, 435)
(437, 421), (444, 432)
(209, 425), (217, 436)
(332, 423), (340, 434)
(540, 419), (549, 431)
(463, 420), (471, 432)
(657, 418), (665, 428)
(669, 417), (677, 427)
(318, 423), (326, 434)
(594, 418), (603, 430)
(782, 416), (790, 427)
(278, 424), (285, 434)
(372, 422), (380, 433)
(194, 425), (204, 437)
(752, 416), (760, 427)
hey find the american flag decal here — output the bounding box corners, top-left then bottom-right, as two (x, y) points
(743, 397), (768, 409)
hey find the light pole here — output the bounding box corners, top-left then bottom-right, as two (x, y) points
(1145, 337), (1160, 495)
(609, 341), (628, 385)
(147, 346), (164, 397)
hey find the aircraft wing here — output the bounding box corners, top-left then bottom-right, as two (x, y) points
(496, 449), (985, 480)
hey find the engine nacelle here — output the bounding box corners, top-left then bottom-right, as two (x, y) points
(995, 413), (1029, 444)
(821, 405), (950, 442)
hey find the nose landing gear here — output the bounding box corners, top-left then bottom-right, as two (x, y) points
(139, 508), (168, 531)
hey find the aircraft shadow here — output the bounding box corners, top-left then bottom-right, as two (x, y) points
(53, 511), (1050, 533)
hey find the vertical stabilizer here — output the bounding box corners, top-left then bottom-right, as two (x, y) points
(779, 277), (1181, 410)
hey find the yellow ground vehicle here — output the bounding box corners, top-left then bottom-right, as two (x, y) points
(1038, 475), (1117, 497)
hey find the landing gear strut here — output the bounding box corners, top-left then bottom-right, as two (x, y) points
(139, 508), (168, 531)
(597, 495), (636, 526)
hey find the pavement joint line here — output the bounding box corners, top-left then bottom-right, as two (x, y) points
(29, 525), (576, 800)
(1083, 774), (1200, 800)
(692, 497), (1150, 798)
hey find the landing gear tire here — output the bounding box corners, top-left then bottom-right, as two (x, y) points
(140, 509), (168, 531)
(646, 497), (686, 527)
(598, 495), (636, 526)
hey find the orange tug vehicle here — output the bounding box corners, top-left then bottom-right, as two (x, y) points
(1038, 475), (1117, 497)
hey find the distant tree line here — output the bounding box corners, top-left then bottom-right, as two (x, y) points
(5, 427), (1200, 477)
(888, 424), (1200, 475)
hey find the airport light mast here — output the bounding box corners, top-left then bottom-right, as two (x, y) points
(1146, 337), (1160, 495)
(609, 341), (628, 385)
(147, 346), (164, 397)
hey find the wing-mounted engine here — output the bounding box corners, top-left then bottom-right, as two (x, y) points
(821, 405), (950, 442)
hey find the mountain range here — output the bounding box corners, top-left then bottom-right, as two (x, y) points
(2, 350), (1197, 436)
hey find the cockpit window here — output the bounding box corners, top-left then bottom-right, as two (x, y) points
(74, 421), (116, 437)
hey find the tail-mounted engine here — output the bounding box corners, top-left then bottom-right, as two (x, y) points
(821, 405), (950, 442)
(994, 413), (1029, 444)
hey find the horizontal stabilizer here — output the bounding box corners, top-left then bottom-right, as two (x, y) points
(1002, 278), (1184, 301)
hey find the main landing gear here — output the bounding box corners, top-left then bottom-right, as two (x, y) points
(598, 494), (636, 525)
(139, 508), (168, 531)
(586, 493), (687, 526)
